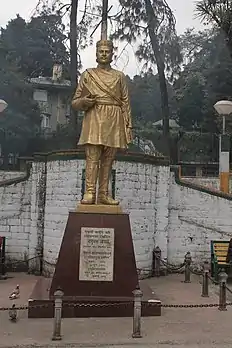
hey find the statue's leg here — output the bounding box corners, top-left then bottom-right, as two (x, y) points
(97, 146), (119, 205)
(81, 144), (102, 205)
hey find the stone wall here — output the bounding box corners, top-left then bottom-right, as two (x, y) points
(0, 169), (32, 265)
(167, 172), (232, 266)
(40, 159), (169, 276)
(183, 177), (232, 192)
(0, 171), (25, 181)
(0, 155), (232, 276)
(42, 159), (84, 275)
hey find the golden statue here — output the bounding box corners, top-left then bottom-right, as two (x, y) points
(71, 40), (132, 205)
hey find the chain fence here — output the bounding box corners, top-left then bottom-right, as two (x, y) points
(4, 296), (231, 341)
(159, 258), (185, 273)
(2, 249), (232, 341)
(2, 252), (232, 310)
(2, 299), (232, 313)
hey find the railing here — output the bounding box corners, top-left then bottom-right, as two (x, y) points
(3, 283), (232, 341)
(1, 249), (232, 341)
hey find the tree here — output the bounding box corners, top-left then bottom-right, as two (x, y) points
(0, 11), (69, 78)
(70, 0), (79, 144)
(196, 0), (232, 57)
(175, 71), (207, 130)
(0, 8), (71, 158)
(0, 52), (41, 159)
(174, 28), (232, 133)
(110, 0), (182, 137)
(127, 72), (176, 126)
(83, 0), (181, 137)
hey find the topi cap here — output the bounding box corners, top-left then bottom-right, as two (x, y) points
(96, 40), (114, 50)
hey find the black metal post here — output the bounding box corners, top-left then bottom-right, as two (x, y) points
(201, 261), (209, 297)
(153, 246), (161, 277)
(132, 286), (143, 338)
(52, 288), (64, 340)
(0, 237), (6, 279)
(184, 252), (192, 283)
(218, 269), (228, 311)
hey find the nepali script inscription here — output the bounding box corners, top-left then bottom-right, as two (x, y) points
(79, 227), (115, 282)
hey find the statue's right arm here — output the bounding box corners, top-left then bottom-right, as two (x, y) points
(71, 72), (86, 111)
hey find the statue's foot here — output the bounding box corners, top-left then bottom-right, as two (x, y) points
(81, 193), (96, 205)
(97, 194), (119, 205)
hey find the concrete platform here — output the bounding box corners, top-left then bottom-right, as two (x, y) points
(0, 273), (231, 348)
(28, 277), (161, 318)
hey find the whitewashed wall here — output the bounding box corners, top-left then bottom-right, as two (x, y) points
(183, 177), (232, 192)
(42, 160), (169, 276)
(42, 160), (84, 275)
(0, 170), (32, 264)
(167, 173), (232, 266)
(0, 171), (25, 181)
(1, 158), (232, 276)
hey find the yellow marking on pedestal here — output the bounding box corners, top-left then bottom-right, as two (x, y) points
(76, 204), (123, 214)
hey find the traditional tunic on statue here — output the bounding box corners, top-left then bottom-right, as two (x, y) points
(72, 68), (132, 149)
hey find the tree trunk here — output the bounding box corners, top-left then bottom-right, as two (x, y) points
(144, 0), (170, 138)
(70, 0), (78, 146)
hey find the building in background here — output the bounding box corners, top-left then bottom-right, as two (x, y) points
(29, 64), (72, 133)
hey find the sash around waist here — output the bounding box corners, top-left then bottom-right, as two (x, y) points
(95, 98), (121, 106)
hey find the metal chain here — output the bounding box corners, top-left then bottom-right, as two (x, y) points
(208, 275), (219, 285)
(156, 255), (185, 270)
(63, 302), (132, 308)
(2, 301), (232, 311)
(159, 258), (185, 272)
(189, 267), (203, 276)
(226, 285), (232, 294)
(160, 302), (232, 308)
(0, 255), (42, 268)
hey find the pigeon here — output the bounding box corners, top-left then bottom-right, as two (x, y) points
(9, 304), (17, 322)
(9, 285), (20, 300)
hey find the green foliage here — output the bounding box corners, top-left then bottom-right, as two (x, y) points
(0, 12), (69, 78)
(195, 0), (232, 55)
(126, 72), (176, 125)
(111, 0), (182, 79)
(0, 51), (41, 154)
(0, 9), (70, 159)
(174, 28), (232, 133)
(140, 128), (218, 161)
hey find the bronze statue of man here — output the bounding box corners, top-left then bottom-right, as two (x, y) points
(72, 40), (132, 205)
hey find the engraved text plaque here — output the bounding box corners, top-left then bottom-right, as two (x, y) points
(79, 227), (115, 281)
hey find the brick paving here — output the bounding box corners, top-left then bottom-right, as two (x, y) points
(0, 273), (231, 347)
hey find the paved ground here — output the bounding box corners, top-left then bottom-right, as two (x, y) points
(0, 272), (232, 347)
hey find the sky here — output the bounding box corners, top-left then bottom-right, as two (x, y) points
(0, 0), (205, 77)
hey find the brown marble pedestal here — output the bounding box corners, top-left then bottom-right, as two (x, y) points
(28, 206), (161, 318)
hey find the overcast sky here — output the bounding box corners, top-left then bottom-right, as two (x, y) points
(0, 0), (205, 76)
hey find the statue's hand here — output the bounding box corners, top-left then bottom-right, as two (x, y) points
(82, 96), (97, 109)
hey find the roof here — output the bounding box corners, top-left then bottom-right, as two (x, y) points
(153, 119), (180, 128)
(29, 77), (72, 90)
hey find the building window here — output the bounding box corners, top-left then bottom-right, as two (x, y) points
(33, 89), (48, 102)
(65, 104), (71, 122)
(41, 114), (50, 129)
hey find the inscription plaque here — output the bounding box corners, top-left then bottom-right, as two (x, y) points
(79, 227), (115, 281)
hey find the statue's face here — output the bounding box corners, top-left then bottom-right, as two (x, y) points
(96, 45), (113, 65)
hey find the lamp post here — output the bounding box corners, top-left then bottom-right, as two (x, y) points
(214, 100), (232, 194)
(0, 99), (7, 168)
(0, 99), (7, 113)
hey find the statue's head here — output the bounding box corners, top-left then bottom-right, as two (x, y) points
(96, 40), (114, 65)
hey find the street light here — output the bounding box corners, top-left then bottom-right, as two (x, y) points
(0, 99), (7, 113)
(213, 100), (232, 193)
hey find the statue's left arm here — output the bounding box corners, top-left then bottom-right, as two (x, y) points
(120, 73), (132, 129)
